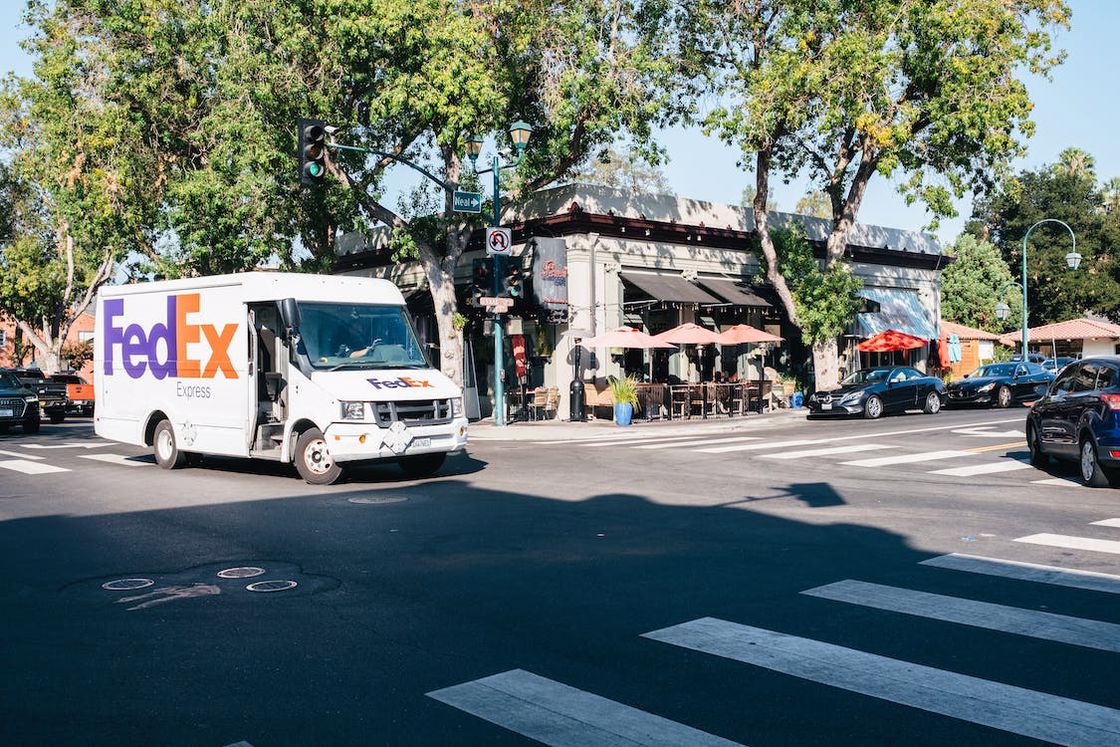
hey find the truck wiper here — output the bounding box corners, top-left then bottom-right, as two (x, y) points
(325, 361), (376, 372)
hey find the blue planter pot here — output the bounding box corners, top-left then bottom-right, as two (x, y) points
(614, 402), (634, 427)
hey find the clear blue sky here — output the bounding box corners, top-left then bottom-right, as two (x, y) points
(2, 1), (1115, 245)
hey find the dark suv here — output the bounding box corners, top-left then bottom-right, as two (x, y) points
(0, 369), (41, 434)
(1026, 356), (1120, 487)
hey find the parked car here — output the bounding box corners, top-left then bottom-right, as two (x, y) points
(808, 366), (945, 419)
(0, 369), (41, 434)
(946, 362), (1054, 408)
(1026, 356), (1120, 487)
(1010, 353), (1048, 364)
(10, 368), (68, 423)
(1042, 356), (1077, 373)
(50, 373), (95, 416)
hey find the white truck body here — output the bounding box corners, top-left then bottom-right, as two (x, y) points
(94, 272), (467, 476)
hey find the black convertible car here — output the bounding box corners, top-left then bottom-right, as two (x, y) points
(807, 366), (946, 419)
(946, 361), (1054, 408)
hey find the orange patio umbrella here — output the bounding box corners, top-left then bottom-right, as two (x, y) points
(580, 326), (677, 349)
(652, 322), (723, 345)
(716, 324), (783, 345)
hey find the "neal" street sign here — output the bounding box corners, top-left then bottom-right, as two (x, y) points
(453, 190), (482, 214)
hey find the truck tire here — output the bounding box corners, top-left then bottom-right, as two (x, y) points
(398, 453), (446, 478)
(294, 427), (344, 485)
(153, 419), (186, 469)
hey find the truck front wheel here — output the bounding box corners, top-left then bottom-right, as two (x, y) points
(294, 427), (344, 485)
(398, 453), (446, 478)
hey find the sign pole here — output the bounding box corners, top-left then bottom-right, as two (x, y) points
(492, 155), (506, 427)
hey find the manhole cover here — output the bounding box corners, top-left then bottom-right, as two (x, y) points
(102, 578), (155, 591)
(348, 495), (409, 505)
(245, 580), (298, 593)
(217, 567), (266, 579)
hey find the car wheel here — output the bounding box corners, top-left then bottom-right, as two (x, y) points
(22, 419), (40, 435)
(1027, 422), (1048, 467)
(294, 427), (344, 485)
(399, 453), (446, 478)
(863, 395), (883, 419)
(152, 419), (186, 469)
(1079, 438), (1116, 488)
(996, 386), (1012, 408)
(923, 392), (942, 414)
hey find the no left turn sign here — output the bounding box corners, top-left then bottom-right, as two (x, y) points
(485, 227), (512, 256)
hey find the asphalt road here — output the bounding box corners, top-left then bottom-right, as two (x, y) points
(2, 408), (1119, 746)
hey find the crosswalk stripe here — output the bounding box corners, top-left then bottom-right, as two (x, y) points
(633, 436), (761, 450)
(582, 435), (710, 447)
(0, 449), (44, 460)
(1090, 518), (1120, 528)
(1032, 477), (1085, 488)
(760, 443), (889, 460)
(427, 669), (743, 747)
(0, 459), (69, 474)
(802, 579), (1120, 653)
(643, 617), (1120, 745)
(928, 461), (1033, 477)
(22, 442), (110, 449)
(1015, 533), (1120, 556)
(79, 453), (150, 467)
(695, 438), (821, 454)
(921, 553), (1120, 595)
(840, 450), (973, 467)
(529, 432), (713, 445)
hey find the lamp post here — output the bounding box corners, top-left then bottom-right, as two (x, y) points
(466, 121), (533, 426)
(1010, 219), (1080, 357)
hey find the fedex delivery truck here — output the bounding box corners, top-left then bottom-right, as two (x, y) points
(94, 272), (468, 484)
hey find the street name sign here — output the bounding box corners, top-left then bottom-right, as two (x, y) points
(485, 227), (512, 256)
(453, 190), (482, 214)
(479, 296), (514, 311)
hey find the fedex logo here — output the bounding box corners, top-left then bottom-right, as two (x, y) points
(103, 294), (238, 380)
(367, 376), (432, 389)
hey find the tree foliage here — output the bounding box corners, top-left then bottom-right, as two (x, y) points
(940, 234), (1022, 332)
(573, 144), (674, 196)
(773, 229), (863, 346)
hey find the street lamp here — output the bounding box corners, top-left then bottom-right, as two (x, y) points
(467, 122), (534, 426)
(1015, 218), (1079, 357)
(994, 301), (1011, 322)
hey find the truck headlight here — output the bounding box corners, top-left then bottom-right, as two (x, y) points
(340, 401), (365, 420)
(24, 395), (38, 403)
(451, 397), (463, 417)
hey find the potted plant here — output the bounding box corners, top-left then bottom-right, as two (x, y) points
(609, 375), (639, 427)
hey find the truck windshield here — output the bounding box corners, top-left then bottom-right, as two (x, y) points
(298, 302), (429, 371)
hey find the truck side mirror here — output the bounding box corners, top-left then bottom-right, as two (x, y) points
(279, 298), (301, 336)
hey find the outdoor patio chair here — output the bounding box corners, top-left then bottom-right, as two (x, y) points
(543, 387), (559, 420)
(670, 385), (691, 420)
(528, 388), (548, 421)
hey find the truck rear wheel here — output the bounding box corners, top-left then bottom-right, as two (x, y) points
(398, 453), (446, 478)
(294, 427), (344, 485)
(153, 419), (186, 469)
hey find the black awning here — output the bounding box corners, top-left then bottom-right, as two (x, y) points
(620, 272), (720, 305)
(696, 278), (773, 307)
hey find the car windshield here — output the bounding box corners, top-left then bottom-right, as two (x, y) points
(298, 302), (429, 371)
(0, 372), (22, 388)
(842, 369), (890, 385)
(974, 363), (1016, 377)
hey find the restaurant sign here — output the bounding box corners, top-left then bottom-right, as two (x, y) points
(530, 237), (569, 312)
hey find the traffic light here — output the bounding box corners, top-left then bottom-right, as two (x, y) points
(469, 257), (492, 307)
(298, 118), (327, 184)
(502, 261), (523, 298)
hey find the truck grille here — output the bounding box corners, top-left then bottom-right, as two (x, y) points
(372, 399), (452, 427)
(0, 398), (27, 418)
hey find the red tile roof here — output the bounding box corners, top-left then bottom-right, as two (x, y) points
(998, 317), (1120, 345)
(939, 320), (1002, 341)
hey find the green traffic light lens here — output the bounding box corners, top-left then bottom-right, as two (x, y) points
(307, 162), (324, 178)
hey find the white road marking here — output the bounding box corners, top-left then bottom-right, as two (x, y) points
(696, 438), (821, 454)
(928, 461), (1033, 477)
(1016, 533), (1120, 556)
(427, 669), (743, 747)
(79, 453), (150, 467)
(921, 553), (1120, 595)
(952, 427), (1025, 438)
(0, 459), (69, 474)
(840, 450), (973, 467)
(760, 443), (890, 460)
(803, 579), (1120, 653)
(643, 617), (1120, 746)
(22, 442), (111, 449)
(1032, 477), (1085, 488)
(633, 436), (761, 450)
(529, 431), (722, 445)
(0, 449), (44, 460)
(583, 435), (712, 447)
(1090, 519), (1120, 528)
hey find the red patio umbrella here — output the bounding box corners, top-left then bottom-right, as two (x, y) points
(716, 324), (783, 345)
(857, 329), (926, 352)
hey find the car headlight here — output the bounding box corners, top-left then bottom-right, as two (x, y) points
(840, 391), (864, 402)
(24, 395), (38, 403)
(977, 383), (995, 393)
(451, 397), (463, 418)
(340, 401), (365, 420)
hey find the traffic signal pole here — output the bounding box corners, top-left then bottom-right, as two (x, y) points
(491, 155), (506, 427)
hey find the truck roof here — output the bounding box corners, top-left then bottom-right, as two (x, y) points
(96, 271), (406, 305)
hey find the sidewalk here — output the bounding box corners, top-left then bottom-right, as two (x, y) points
(468, 408), (809, 441)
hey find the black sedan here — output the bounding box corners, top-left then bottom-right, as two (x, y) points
(807, 366), (945, 419)
(946, 362), (1053, 408)
(0, 369), (41, 434)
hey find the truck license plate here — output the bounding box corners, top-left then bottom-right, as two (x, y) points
(409, 437), (431, 450)
(0, 409), (12, 418)
(821, 402), (832, 410)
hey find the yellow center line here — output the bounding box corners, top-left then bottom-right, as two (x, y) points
(968, 441), (1027, 453)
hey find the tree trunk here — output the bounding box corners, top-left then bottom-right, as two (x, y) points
(16, 320), (61, 373)
(812, 338), (841, 391)
(426, 262), (464, 387)
(752, 150), (799, 325)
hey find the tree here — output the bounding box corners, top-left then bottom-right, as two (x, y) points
(970, 153), (1120, 324)
(740, 184), (776, 213)
(1056, 147), (1096, 179)
(685, 0), (1069, 388)
(794, 191), (831, 219)
(773, 228), (863, 348)
(573, 144), (674, 195)
(940, 234), (1022, 332)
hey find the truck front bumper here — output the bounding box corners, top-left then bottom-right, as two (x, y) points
(323, 418), (469, 463)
